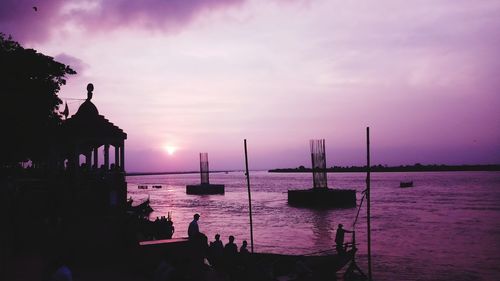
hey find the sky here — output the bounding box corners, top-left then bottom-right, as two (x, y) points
(1, 0), (500, 172)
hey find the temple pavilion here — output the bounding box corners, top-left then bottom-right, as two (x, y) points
(58, 83), (128, 211)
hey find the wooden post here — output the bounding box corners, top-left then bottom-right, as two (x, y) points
(366, 127), (372, 281)
(244, 139), (254, 253)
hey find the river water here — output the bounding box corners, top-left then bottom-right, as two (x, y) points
(126, 171), (500, 281)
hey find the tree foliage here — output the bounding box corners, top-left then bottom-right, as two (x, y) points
(0, 34), (76, 165)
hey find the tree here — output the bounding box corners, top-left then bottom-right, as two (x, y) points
(0, 34), (76, 166)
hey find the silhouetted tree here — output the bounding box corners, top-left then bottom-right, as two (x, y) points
(0, 34), (76, 167)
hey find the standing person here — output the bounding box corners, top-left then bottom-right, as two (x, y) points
(335, 224), (353, 254)
(188, 213), (200, 239)
(224, 236), (238, 279)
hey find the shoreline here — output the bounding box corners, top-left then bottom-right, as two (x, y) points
(268, 164), (500, 173)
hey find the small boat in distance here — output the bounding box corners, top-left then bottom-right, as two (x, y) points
(152, 185), (162, 189)
(138, 185), (148, 189)
(400, 181), (413, 188)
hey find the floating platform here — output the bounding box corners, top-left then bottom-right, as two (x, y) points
(288, 188), (356, 208)
(186, 184), (225, 195)
(400, 181), (413, 188)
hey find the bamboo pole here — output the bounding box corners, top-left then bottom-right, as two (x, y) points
(244, 139), (254, 253)
(366, 127), (372, 280)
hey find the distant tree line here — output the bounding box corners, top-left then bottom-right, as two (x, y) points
(269, 163), (500, 173)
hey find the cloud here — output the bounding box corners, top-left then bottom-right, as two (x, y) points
(54, 53), (88, 74)
(71, 0), (245, 32)
(0, 0), (65, 42)
(0, 0), (245, 43)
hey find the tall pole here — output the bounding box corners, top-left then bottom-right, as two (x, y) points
(244, 139), (254, 253)
(366, 127), (372, 281)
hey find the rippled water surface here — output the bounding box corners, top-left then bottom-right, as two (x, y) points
(127, 171), (500, 281)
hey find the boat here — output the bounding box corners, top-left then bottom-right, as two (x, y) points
(400, 181), (413, 188)
(138, 237), (356, 280)
(245, 250), (355, 280)
(138, 185), (148, 189)
(127, 198), (154, 215)
(152, 185), (162, 189)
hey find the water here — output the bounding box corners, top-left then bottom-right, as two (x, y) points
(126, 171), (500, 281)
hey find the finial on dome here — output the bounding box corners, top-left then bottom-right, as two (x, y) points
(86, 83), (94, 100)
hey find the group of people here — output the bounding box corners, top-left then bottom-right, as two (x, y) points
(133, 215), (175, 241)
(154, 216), (175, 239)
(187, 214), (250, 268)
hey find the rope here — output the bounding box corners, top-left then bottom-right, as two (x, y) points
(352, 189), (367, 228)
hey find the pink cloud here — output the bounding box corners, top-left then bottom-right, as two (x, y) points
(72, 0), (245, 32)
(54, 53), (87, 74)
(0, 0), (65, 42)
(0, 0), (245, 43)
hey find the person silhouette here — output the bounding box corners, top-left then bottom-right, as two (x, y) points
(335, 224), (353, 254)
(209, 234), (224, 267)
(187, 213), (207, 267)
(188, 213), (200, 239)
(165, 220), (174, 239)
(224, 235), (238, 256)
(210, 234), (223, 250)
(239, 240), (249, 255)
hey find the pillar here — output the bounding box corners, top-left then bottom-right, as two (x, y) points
(85, 151), (92, 169)
(74, 144), (80, 170)
(120, 143), (125, 171)
(93, 147), (98, 169)
(104, 144), (110, 170)
(115, 145), (119, 170)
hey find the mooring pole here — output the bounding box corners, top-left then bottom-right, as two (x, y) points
(366, 127), (372, 281)
(244, 139), (254, 253)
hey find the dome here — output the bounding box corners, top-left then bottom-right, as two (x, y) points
(75, 100), (99, 117)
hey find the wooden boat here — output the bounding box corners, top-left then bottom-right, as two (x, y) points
(246, 250), (355, 280)
(138, 237), (356, 280)
(127, 198), (154, 215)
(152, 185), (162, 189)
(400, 181), (413, 188)
(138, 185), (148, 189)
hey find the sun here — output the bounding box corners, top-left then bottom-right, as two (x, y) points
(163, 145), (177, 155)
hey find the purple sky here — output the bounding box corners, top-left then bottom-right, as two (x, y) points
(2, 0), (499, 172)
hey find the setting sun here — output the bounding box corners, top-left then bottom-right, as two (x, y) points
(163, 145), (177, 155)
